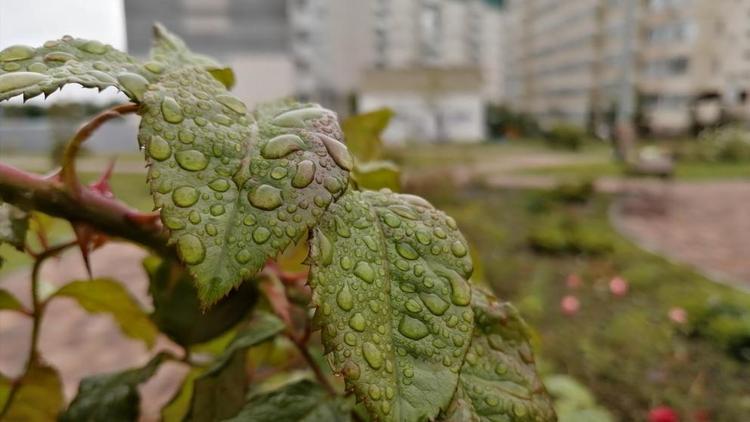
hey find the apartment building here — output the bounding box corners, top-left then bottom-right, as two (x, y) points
(641, 0), (750, 132)
(289, 0), (506, 141)
(125, 0), (295, 107)
(504, 0), (750, 134)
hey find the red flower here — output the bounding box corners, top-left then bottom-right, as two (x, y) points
(649, 406), (679, 422)
(668, 307), (688, 324)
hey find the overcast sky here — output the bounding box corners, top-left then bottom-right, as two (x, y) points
(0, 0), (128, 104)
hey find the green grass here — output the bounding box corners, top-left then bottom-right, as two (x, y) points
(415, 183), (750, 421)
(522, 161), (750, 180)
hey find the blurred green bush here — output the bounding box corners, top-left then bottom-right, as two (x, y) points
(544, 123), (587, 151)
(681, 126), (750, 163)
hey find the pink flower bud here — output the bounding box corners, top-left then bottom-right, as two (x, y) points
(609, 276), (629, 297)
(566, 273), (582, 289)
(560, 295), (580, 316)
(668, 307), (688, 324)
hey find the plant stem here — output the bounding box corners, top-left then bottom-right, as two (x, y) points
(289, 334), (337, 396)
(60, 103), (139, 195)
(28, 241), (77, 362)
(0, 162), (171, 256)
(0, 241), (76, 418)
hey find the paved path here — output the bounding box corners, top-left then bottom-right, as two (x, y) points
(0, 243), (186, 421)
(407, 155), (750, 289)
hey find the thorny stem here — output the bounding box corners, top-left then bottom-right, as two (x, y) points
(0, 161), (171, 256)
(60, 103), (139, 195)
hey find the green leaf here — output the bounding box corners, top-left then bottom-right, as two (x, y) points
(353, 161), (401, 192)
(53, 278), (159, 347)
(225, 379), (351, 422)
(186, 312), (285, 421)
(0, 38), (154, 103)
(161, 368), (204, 422)
(0, 372), (11, 412)
(144, 256), (258, 346)
(309, 189), (474, 421)
(1, 362), (63, 421)
(0, 288), (25, 313)
(60, 353), (169, 422)
(149, 23), (235, 89)
(138, 69), (351, 305)
(0, 201), (29, 251)
(447, 287), (555, 422)
(341, 108), (394, 163)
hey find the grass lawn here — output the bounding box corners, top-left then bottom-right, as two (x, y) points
(522, 161), (750, 181)
(415, 183), (750, 421)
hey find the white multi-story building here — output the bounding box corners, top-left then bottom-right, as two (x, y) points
(504, 0), (750, 134)
(289, 0), (506, 142)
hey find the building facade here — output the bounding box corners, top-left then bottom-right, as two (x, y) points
(289, 0), (505, 142)
(504, 0), (750, 134)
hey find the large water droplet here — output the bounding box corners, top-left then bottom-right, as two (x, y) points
(43, 52), (75, 63)
(177, 234), (205, 264)
(209, 178), (230, 192)
(210, 204), (225, 216)
(117, 72), (149, 101)
(362, 342), (383, 369)
(292, 160), (315, 188)
(272, 107), (326, 127)
(316, 230), (333, 265)
(0, 72), (48, 93)
(343, 361), (361, 380)
(270, 167), (288, 180)
(261, 134), (304, 159)
(323, 176), (342, 194)
(27, 63), (47, 73)
(344, 332), (357, 346)
(405, 299), (423, 313)
(147, 136), (171, 161)
(451, 240), (467, 257)
(161, 96), (184, 124)
(0, 45), (34, 62)
(336, 284), (353, 311)
(235, 249), (251, 264)
(416, 230), (431, 245)
(89, 70), (116, 84)
(248, 184), (283, 210)
(216, 94), (247, 115)
(396, 242), (419, 260)
(320, 134), (353, 171)
(172, 186), (199, 207)
(80, 40), (107, 54)
(368, 385), (382, 401)
(383, 213), (401, 228)
(175, 150), (208, 171)
(420, 293), (449, 316)
(349, 312), (366, 332)
(144, 61), (164, 74)
(253, 227), (271, 244)
(398, 316), (429, 340)
(334, 216), (351, 238)
(439, 268), (471, 306)
(354, 261), (375, 283)
(390, 205), (417, 220)
(399, 194), (433, 209)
